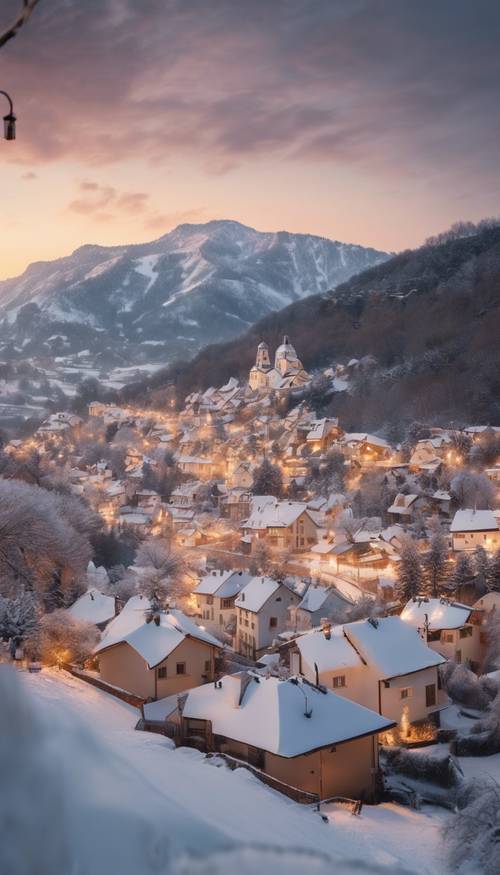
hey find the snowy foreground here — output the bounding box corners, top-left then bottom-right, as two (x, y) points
(2, 667), (449, 875)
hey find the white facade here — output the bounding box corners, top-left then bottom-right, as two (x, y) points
(293, 617), (447, 726)
(235, 578), (301, 658)
(450, 509), (500, 552)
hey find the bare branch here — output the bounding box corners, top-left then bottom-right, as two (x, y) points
(0, 0), (41, 51)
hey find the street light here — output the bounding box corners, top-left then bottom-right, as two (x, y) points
(0, 91), (16, 140)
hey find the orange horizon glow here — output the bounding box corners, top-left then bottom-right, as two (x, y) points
(1, 1), (499, 281)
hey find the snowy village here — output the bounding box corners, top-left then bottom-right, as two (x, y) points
(2, 3), (500, 874)
(2, 331), (500, 873)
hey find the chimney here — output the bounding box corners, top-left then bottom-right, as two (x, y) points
(321, 618), (331, 640)
(236, 672), (253, 708)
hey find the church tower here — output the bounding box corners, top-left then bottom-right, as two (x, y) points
(249, 341), (271, 391)
(255, 341), (271, 372)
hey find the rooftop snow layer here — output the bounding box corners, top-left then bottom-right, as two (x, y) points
(450, 509), (499, 532)
(234, 576), (282, 613)
(343, 616), (445, 679)
(401, 597), (472, 631)
(182, 673), (393, 757)
(68, 588), (116, 626)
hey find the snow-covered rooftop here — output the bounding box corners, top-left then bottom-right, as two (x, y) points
(195, 569), (252, 598)
(400, 597), (472, 631)
(182, 673), (393, 757)
(344, 616), (445, 679)
(95, 609), (221, 667)
(296, 626), (362, 674)
(243, 498), (311, 530)
(234, 576), (282, 613)
(450, 509), (499, 533)
(298, 585), (333, 614)
(68, 588), (116, 626)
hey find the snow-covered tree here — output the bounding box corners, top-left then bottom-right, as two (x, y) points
(486, 549), (500, 593)
(424, 523), (448, 597)
(450, 471), (494, 509)
(448, 552), (474, 599)
(474, 545), (491, 595)
(251, 458), (283, 497)
(4, 590), (39, 646)
(396, 537), (423, 603)
(135, 538), (192, 609)
(0, 479), (91, 599)
(446, 778), (500, 874)
(483, 609), (500, 673)
(27, 610), (99, 666)
(444, 663), (491, 711)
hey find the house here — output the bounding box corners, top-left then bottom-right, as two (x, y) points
(88, 401), (107, 417)
(288, 584), (349, 632)
(194, 569), (252, 639)
(241, 497), (319, 553)
(401, 597), (482, 670)
(431, 490), (452, 517)
(177, 455), (223, 480)
(219, 488), (252, 522)
(234, 576), (301, 658)
(169, 481), (203, 509)
(387, 493), (420, 522)
(290, 616), (446, 727)
(68, 587), (116, 630)
(450, 509), (500, 552)
(177, 672), (394, 803)
(305, 418), (342, 453)
(36, 411), (82, 435)
(95, 602), (221, 700)
(342, 433), (391, 464)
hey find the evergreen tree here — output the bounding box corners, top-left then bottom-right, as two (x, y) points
(5, 591), (38, 645)
(251, 458), (283, 497)
(486, 549), (500, 593)
(473, 545), (490, 595)
(425, 527), (448, 597)
(449, 553), (474, 599)
(396, 538), (423, 603)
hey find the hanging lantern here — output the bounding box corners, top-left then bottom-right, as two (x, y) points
(3, 112), (16, 140)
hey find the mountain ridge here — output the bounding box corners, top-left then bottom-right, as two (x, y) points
(125, 222), (500, 434)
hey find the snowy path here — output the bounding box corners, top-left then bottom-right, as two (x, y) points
(16, 669), (449, 874)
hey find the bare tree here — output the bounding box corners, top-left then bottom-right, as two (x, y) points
(0, 1), (40, 51)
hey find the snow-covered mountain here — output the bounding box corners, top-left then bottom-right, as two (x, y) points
(0, 220), (388, 393)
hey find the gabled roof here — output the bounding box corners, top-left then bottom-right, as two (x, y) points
(298, 585), (333, 614)
(343, 616), (445, 679)
(182, 673), (393, 757)
(95, 604), (220, 667)
(68, 588), (116, 626)
(235, 576), (283, 612)
(387, 494), (419, 515)
(401, 597), (472, 631)
(450, 509), (499, 533)
(296, 626), (362, 673)
(243, 498), (312, 530)
(195, 569), (252, 598)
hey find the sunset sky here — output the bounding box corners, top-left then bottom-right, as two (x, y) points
(1, 0), (499, 279)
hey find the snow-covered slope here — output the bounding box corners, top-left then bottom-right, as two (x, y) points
(4, 668), (446, 875)
(0, 221), (388, 376)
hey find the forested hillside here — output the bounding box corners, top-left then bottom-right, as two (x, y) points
(123, 222), (500, 434)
